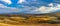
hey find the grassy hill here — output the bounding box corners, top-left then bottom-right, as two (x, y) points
(0, 12), (59, 26)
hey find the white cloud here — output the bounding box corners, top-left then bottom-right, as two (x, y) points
(32, 3), (60, 14)
(0, 4), (36, 14)
(0, 0), (12, 4)
(0, 4), (7, 8)
(0, 4), (23, 13)
(0, 0), (27, 4)
(0, 3), (60, 14)
(48, 3), (54, 7)
(18, 0), (26, 4)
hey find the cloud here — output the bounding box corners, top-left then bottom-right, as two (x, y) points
(0, 3), (37, 14)
(0, 4), (23, 14)
(0, 0), (26, 4)
(0, 0), (60, 14)
(0, 0), (12, 4)
(18, 0), (26, 4)
(29, 3), (60, 14)
(0, 3), (60, 14)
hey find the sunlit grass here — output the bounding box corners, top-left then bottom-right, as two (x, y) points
(0, 14), (59, 26)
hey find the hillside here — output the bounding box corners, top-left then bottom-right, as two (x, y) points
(0, 13), (59, 26)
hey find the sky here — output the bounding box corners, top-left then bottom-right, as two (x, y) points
(0, 0), (60, 14)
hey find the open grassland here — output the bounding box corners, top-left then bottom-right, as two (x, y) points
(0, 14), (59, 26)
(0, 23), (60, 26)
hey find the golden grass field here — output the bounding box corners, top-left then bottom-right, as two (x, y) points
(0, 14), (60, 26)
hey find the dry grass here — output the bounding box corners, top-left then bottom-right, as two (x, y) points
(0, 23), (60, 26)
(0, 15), (59, 26)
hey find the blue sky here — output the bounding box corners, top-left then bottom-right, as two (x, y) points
(0, 0), (60, 14)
